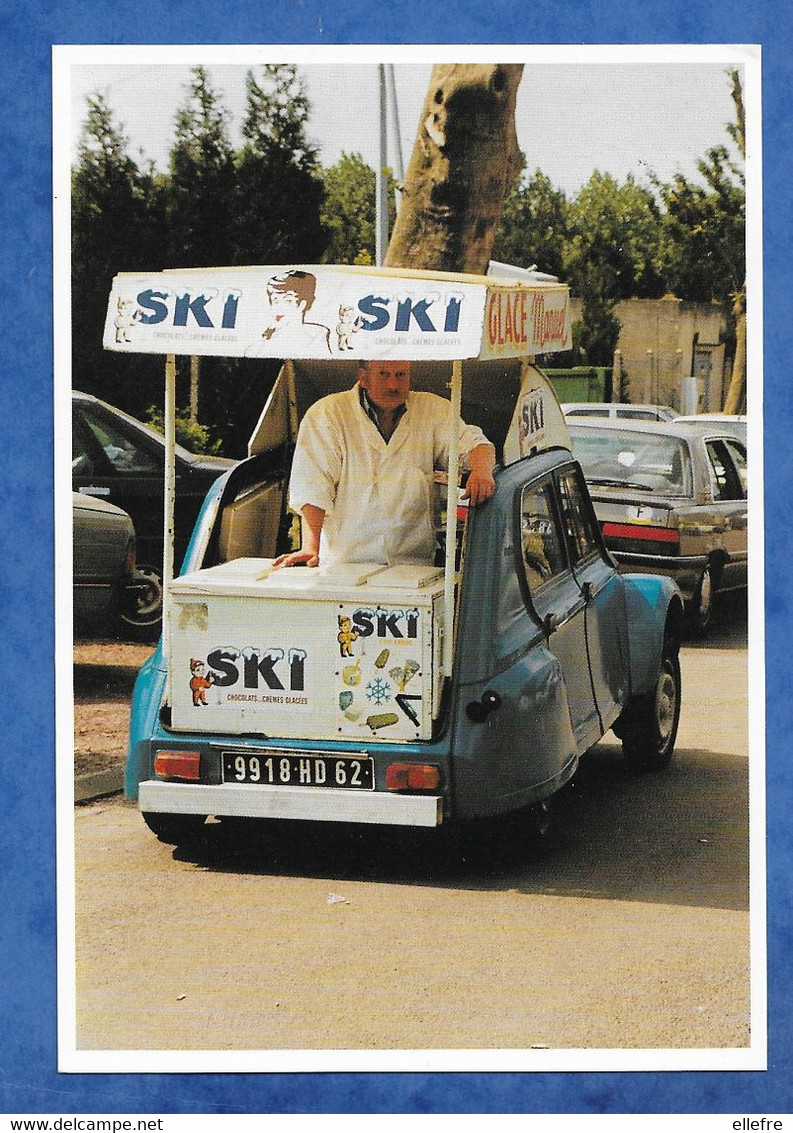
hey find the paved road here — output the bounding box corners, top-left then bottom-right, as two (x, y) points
(72, 599), (751, 1056)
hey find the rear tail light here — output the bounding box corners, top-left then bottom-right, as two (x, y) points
(602, 521), (680, 556)
(386, 763), (442, 792)
(154, 750), (201, 780)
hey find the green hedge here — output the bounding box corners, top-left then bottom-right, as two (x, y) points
(544, 367), (611, 403)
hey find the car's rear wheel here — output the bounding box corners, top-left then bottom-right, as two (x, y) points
(619, 653), (681, 771)
(142, 811), (207, 845)
(119, 564), (163, 641)
(688, 564), (713, 637)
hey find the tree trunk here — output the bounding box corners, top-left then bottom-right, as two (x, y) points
(385, 64), (524, 274)
(723, 69), (746, 415)
(723, 284), (746, 413)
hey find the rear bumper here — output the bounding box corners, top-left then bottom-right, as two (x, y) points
(138, 779), (443, 827)
(612, 551), (707, 601)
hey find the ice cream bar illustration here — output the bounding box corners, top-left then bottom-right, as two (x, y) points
(363, 712), (399, 732)
(388, 659), (421, 692)
(374, 648), (390, 669)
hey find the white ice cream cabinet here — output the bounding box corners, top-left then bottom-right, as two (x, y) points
(169, 559), (445, 743)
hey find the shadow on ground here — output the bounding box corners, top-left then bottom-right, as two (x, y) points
(168, 739), (748, 913)
(684, 590), (748, 651)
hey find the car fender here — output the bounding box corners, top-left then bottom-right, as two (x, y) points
(125, 642), (167, 800)
(450, 644), (579, 818)
(621, 573), (684, 698)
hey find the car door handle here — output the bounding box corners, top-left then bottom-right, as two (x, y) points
(78, 486), (111, 498)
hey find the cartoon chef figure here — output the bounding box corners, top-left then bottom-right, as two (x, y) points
(189, 658), (214, 706)
(114, 297), (141, 344)
(336, 304), (363, 351)
(337, 615), (359, 658)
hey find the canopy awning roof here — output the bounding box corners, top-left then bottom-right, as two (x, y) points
(103, 263), (571, 363)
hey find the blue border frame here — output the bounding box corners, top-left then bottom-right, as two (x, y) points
(3, 0), (790, 1116)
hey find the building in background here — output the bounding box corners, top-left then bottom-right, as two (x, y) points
(563, 296), (728, 413)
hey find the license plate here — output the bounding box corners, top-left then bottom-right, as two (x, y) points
(222, 750), (374, 790)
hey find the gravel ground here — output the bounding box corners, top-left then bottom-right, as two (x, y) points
(73, 641), (155, 777)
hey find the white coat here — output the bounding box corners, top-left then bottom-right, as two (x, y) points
(288, 386), (492, 566)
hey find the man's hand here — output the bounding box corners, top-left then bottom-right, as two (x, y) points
(463, 443), (497, 506)
(272, 503), (325, 569)
(273, 549), (319, 569)
(464, 468), (496, 506)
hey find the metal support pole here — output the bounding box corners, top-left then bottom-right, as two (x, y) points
(611, 350), (622, 403)
(442, 359), (463, 679)
(162, 354), (176, 694)
(645, 349), (654, 403)
(190, 355), (199, 422)
(375, 64), (389, 266)
(385, 63), (404, 212)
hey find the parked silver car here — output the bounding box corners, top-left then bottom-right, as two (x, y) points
(562, 402), (679, 422)
(73, 492), (137, 637)
(675, 414), (747, 444)
(568, 418), (748, 634)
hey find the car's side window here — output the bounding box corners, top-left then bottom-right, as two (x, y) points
(81, 407), (160, 475)
(724, 439), (748, 498)
(556, 467), (600, 565)
(72, 420), (95, 477)
(706, 439), (744, 502)
(519, 478), (568, 591)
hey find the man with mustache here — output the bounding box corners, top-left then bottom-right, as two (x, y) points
(275, 359), (496, 569)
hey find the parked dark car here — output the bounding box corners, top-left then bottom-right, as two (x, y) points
(73, 491), (137, 637)
(72, 391), (234, 637)
(569, 418), (748, 635)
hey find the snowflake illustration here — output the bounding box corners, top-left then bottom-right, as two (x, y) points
(365, 677), (392, 706)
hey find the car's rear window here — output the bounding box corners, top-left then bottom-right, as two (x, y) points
(571, 430), (693, 495)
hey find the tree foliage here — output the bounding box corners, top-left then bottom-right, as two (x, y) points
(73, 64), (748, 438)
(320, 151), (396, 265)
(491, 168), (568, 278)
(232, 65), (327, 263)
(71, 94), (165, 412)
(165, 66), (236, 269)
(654, 68), (746, 409)
(654, 146), (745, 305)
(564, 171), (666, 302)
(561, 171), (666, 365)
(654, 65), (745, 311)
(72, 65), (329, 455)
